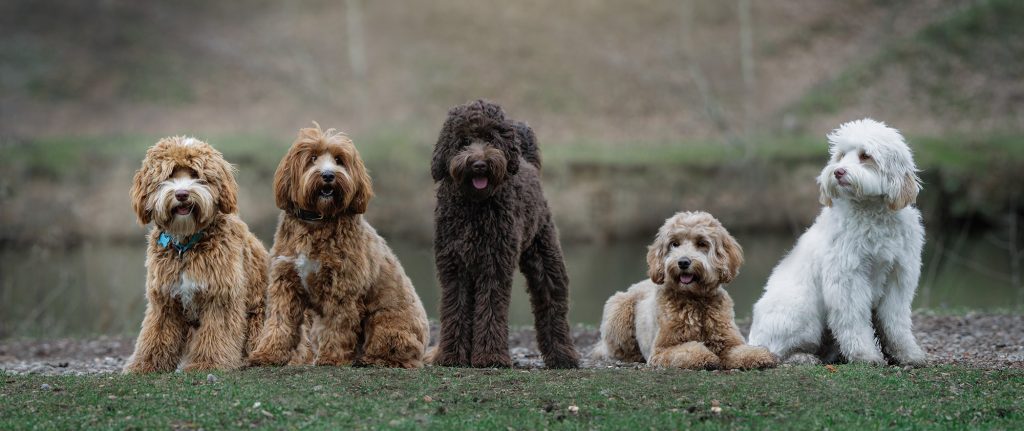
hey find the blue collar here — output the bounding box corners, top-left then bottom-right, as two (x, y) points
(158, 231), (204, 257)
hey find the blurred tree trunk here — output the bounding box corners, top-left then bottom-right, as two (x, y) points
(679, 1), (734, 145)
(738, 0), (755, 136)
(346, 0), (367, 114)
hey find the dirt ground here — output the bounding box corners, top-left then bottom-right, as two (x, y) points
(1, 314), (1020, 375)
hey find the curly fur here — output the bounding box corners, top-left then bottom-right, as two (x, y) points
(748, 119), (927, 366)
(247, 123), (429, 368)
(426, 100), (579, 369)
(591, 212), (777, 370)
(124, 137), (268, 373)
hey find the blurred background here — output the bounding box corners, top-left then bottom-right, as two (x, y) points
(1, 0), (1022, 338)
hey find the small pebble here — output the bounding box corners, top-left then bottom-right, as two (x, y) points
(568, 405), (579, 414)
(711, 399), (722, 414)
(40, 383), (51, 391)
(206, 374), (218, 383)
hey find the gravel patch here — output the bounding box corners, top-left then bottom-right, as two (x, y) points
(2, 314), (1021, 375)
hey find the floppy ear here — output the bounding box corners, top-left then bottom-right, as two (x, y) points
(513, 121), (541, 169)
(886, 171), (921, 211)
(209, 154), (239, 215)
(714, 228), (744, 284)
(346, 151), (374, 214)
(500, 127), (521, 176)
(274, 146), (302, 211)
(129, 155), (171, 225)
(646, 234), (667, 285)
(431, 114), (462, 182)
(817, 171), (833, 207)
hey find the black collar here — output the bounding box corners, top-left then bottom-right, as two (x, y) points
(294, 208), (330, 222)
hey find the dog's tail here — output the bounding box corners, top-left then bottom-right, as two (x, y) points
(513, 120), (542, 170)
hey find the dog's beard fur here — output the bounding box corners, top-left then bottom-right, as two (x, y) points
(296, 167), (351, 216)
(819, 155), (884, 204)
(448, 142), (508, 197)
(149, 177), (215, 238)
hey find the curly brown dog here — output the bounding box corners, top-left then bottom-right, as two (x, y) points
(591, 211), (777, 370)
(124, 137), (269, 373)
(426, 100), (579, 369)
(247, 123), (429, 368)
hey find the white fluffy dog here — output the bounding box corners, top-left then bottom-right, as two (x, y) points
(747, 119), (926, 366)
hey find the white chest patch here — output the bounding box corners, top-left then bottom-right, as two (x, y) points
(171, 273), (206, 321)
(293, 254), (321, 292)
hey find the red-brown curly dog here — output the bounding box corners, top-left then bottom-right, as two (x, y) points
(591, 211), (777, 370)
(124, 137), (269, 373)
(247, 124), (429, 368)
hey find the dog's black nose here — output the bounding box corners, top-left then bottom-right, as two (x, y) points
(174, 190), (189, 202)
(472, 161), (487, 173)
(678, 258), (691, 270)
(834, 168), (847, 179)
(321, 171), (335, 182)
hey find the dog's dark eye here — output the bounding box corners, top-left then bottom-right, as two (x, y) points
(335, 156), (343, 166)
(310, 155), (317, 163)
(697, 239), (710, 248)
(669, 241), (679, 248)
(859, 152), (872, 162)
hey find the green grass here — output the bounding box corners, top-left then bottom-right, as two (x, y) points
(2, 365), (1021, 430)
(5, 132), (1021, 181)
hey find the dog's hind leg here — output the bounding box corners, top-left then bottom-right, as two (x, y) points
(359, 308), (429, 368)
(248, 263), (307, 366)
(749, 283), (825, 363)
(592, 289), (644, 362)
(519, 223), (580, 369)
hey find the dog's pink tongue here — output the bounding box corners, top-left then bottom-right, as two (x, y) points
(472, 177), (489, 190)
(679, 274), (695, 285)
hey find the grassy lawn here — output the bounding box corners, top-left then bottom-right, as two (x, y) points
(2, 365), (1021, 430)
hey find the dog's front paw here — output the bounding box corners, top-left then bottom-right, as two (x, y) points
(783, 353), (822, 365)
(542, 350), (581, 369)
(122, 361), (159, 374)
(247, 349), (291, 367)
(356, 355), (422, 369)
(314, 351), (353, 367)
(726, 346), (778, 370)
(182, 360), (239, 373)
(471, 352), (513, 368)
(895, 349), (929, 367)
(430, 352), (471, 368)
(847, 351), (886, 366)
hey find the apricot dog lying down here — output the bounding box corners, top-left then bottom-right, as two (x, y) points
(591, 211), (777, 370)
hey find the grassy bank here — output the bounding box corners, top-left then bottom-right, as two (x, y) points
(2, 365), (1021, 429)
(2, 132), (1022, 247)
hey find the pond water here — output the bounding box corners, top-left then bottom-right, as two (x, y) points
(0, 231), (1018, 337)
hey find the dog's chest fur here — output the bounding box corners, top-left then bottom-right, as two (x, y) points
(638, 288), (733, 359)
(292, 253), (322, 292)
(822, 204), (921, 300)
(168, 272), (206, 322)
